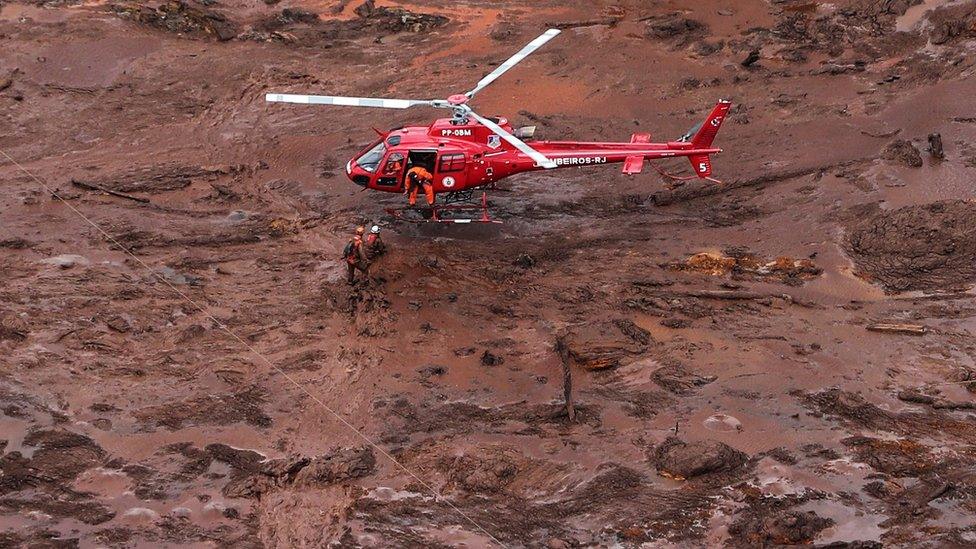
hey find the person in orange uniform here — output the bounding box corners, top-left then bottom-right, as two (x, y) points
(383, 153), (404, 175)
(404, 165), (434, 207)
(341, 226), (369, 285)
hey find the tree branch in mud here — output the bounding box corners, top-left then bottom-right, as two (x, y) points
(550, 18), (623, 30)
(71, 179), (150, 204)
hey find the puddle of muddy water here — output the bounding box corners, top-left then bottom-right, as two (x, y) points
(800, 498), (887, 545)
(0, 416), (35, 457)
(896, 0), (959, 32)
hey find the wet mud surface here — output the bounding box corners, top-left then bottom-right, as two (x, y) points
(2, 0), (976, 547)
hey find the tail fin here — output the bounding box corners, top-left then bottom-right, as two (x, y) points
(679, 100), (731, 178)
(689, 154), (712, 177)
(690, 100), (732, 149)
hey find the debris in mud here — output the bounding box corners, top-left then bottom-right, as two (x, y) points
(652, 437), (747, 480)
(221, 446), (374, 499)
(22, 429), (106, 483)
(927, 2), (976, 45)
(881, 139), (923, 167)
(556, 320), (649, 371)
(843, 436), (935, 477)
(0, 68), (19, 93)
(294, 446), (375, 487)
(866, 322), (927, 335)
(0, 314), (28, 342)
(846, 200), (976, 292)
(75, 163), (247, 194)
(480, 350), (504, 367)
(927, 133), (945, 160)
(134, 386), (272, 430)
(444, 449), (519, 494)
(110, 1), (238, 41)
(643, 14), (707, 46)
(741, 48), (761, 67)
(352, 0), (448, 34)
(666, 250), (821, 286)
(651, 362), (716, 395)
(728, 509), (833, 546)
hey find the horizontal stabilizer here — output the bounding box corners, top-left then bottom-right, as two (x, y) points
(623, 156), (645, 175)
(623, 133), (651, 174)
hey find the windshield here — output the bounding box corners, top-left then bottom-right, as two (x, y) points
(355, 141), (386, 172)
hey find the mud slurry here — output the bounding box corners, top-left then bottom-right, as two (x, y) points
(3, 0), (976, 547)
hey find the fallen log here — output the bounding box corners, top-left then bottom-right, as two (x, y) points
(71, 179), (150, 203)
(550, 17), (622, 30)
(666, 290), (819, 308)
(866, 323), (927, 335)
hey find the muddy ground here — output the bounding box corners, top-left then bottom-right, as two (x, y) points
(2, 0), (976, 547)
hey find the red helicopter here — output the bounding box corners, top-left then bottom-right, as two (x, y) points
(267, 29), (731, 223)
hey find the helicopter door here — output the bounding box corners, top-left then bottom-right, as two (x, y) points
(375, 152), (406, 190)
(436, 151), (466, 191)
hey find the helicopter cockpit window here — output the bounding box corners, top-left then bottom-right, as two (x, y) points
(382, 153), (405, 174)
(355, 141), (386, 172)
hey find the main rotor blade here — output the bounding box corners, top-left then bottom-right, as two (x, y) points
(266, 93), (437, 110)
(469, 111), (556, 169)
(465, 29), (561, 98)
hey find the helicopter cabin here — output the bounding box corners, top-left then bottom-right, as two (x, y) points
(348, 117), (521, 194)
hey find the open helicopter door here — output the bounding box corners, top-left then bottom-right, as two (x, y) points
(375, 151), (406, 190)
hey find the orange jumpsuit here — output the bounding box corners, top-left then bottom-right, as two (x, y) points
(404, 166), (434, 206)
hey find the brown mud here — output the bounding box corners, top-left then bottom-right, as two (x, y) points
(2, 0), (976, 546)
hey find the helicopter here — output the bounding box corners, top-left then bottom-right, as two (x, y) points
(266, 28), (731, 223)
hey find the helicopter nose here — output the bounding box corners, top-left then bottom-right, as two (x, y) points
(347, 160), (369, 187)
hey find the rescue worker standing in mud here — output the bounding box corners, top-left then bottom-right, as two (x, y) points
(342, 226), (369, 285)
(364, 225), (386, 260)
(404, 164), (434, 207)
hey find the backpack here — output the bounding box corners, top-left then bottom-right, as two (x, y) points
(342, 241), (355, 260)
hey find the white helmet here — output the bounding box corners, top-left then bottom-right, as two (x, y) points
(370, 225), (380, 234)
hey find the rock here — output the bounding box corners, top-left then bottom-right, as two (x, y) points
(882, 139), (923, 167)
(651, 363), (716, 394)
(480, 350), (504, 367)
(105, 315), (131, 333)
(40, 254), (89, 269)
(652, 437), (747, 479)
(556, 322), (646, 371)
(741, 48), (761, 67)
(294, 447), (375, 487)
(513, 253), (535, 268)
(417, 364), (446, 379)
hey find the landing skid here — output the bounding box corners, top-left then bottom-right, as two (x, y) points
(385, 192), (502, 224)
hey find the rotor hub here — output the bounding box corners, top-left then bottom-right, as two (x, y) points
(447, 94), (470, 106)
